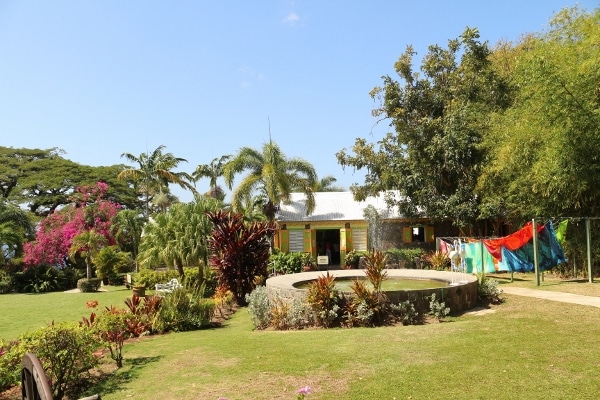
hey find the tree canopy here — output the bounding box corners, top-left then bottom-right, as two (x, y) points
(337, 27), (510, 231)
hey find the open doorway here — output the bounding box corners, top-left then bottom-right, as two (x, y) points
(316, 229), (341, 266)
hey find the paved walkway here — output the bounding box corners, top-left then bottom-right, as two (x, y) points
(502, 286), (600, 308)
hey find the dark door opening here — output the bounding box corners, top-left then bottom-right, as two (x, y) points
(316, 229), (341, 265)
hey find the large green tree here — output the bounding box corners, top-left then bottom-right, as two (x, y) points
(117, 145), (196, 217)
(0, 147), (139, 216)
(224, 139), (317, 222)
(479, 7), (600, 222)
(337, 28), (510, 231)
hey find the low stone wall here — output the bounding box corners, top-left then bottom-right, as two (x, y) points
(266, 269), (478, 314)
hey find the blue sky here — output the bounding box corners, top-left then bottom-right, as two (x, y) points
(0, 1), (595, 203)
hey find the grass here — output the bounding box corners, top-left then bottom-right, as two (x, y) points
(4, 275), (600, 399)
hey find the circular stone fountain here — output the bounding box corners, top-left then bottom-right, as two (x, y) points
(266, 269), (479, 313)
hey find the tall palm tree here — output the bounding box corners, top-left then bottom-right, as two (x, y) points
(69, 229), (107, 279)
(193, 155), (231, 201)
(223, 139), (317, 222)
(112, 209), (146, 272)
(117, 145), (196, 217)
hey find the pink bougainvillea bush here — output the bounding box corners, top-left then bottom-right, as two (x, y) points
(24, 182), (121, 267)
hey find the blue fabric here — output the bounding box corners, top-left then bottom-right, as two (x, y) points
(501, 222), (566, 272)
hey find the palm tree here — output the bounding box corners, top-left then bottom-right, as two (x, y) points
(0, 199), (33, 262)
(223, 139), (317, 222)
(193, 155), (231, 201)
(117, 145), (196, 217)
(112, 209), (146, 272)
(69, 229), (107, 279)
(137, 195), (222, 277)
(314, 175), (345, 192)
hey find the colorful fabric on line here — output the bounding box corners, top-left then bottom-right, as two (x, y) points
(500, 221), (567, 272)
(482, 222), (545, 262)
(555, 219), (568, 245)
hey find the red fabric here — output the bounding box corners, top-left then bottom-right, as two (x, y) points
(482, 222), (545, 261)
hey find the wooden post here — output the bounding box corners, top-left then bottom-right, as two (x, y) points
(532, 219), (540, 286)
(586, 218), (593, 283)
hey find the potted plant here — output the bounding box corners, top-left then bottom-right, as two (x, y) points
(301, 252), (317, 271)
(131, 272), (149, 297)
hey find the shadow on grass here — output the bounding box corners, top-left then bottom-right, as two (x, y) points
(87, 355), (163, 397)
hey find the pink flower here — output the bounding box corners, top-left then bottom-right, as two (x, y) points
(296, 386), (311, 396)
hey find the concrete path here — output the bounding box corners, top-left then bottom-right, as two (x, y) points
(502, 286), (600, 308)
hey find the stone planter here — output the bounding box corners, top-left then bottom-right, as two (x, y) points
(132, 286), (146, 297)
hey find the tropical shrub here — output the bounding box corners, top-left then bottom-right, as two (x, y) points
(428, 293), (450, 321)
(269, 250), (305, 275)
(346, 250), (390, 326)
(344, 250), (368, 268)
(23, 182), (120, 268)
(0, 269), (12, 294)
(246, 285), (271, 330)
(18, 322), (99, 400)
(306, 272), (339, 328)
(385, 247), (425, 269)
(93, 308), (131, 368)
(0, 339), (24, 391)
(390, 300), (422, 325)
(423, 250), (451, 271)
(18, 264), (61, 293)
(132, 268), (179, 289)
(152, 286), (215, 332)
(77, 277), (102, 292)
(207, 210), (276, 305)
(477, 275), (505, 304)
(94, 246), (132, 280)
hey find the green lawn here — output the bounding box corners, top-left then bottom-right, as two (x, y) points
(3, 276), (600, 399)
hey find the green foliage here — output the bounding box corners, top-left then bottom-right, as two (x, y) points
(245, 286), (271, 330)
(477, 275), (505, 304)
(16, 265), (61, 293)
(77, 277), (102, 292)
(385, 248), (425, 269)
(118, 144), (196, 218)
(18, 322), (99, 400)
(269, 250), (305, 274)
(0, 269), (12, 294)
(132, 268), (179, 288)
(390, 301), (422, 325)
(337, 27), (509, 229)
(479, 7), (600, 222)
(344, 249), (368, 268)
(137, 196), (222, 276)
(94, 245), (132, 279)
(423, 250), (451, 271)
(345, 250), (390, 327)
(306, 272), (339, 328)
(152, 286), (215, 333)
(93, 309), (131, 368)
(428, 293), (450, 321)
(223, 139), (318, 221)
(0, 339), (25, 391)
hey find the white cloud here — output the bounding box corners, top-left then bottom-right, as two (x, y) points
(282, 12), (300, 26)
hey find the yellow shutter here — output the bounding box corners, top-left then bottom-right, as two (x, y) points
(425, 226), (435, 243)
(402, 227), (412, 243)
